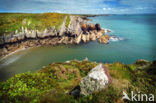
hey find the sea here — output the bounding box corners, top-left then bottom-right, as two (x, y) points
(0, 14), (156, 81)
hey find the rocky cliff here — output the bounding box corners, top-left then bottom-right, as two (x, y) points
(0, 16), (108, 57)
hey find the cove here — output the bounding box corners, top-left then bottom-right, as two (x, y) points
(0, 14), (156, 81)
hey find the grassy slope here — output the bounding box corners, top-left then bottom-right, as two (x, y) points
(0, 13), (70, 36)
(0, 60), (155, 103)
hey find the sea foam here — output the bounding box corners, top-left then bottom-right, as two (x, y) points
(109, 36), (125, 42)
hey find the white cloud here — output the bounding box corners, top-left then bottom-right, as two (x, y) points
(0, 0), (156, 14)
(136, 7), (145, 10)
(108, 8), (111, 10)
(103, 8), (106, 11)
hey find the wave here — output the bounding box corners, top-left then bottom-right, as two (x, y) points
(0, 55), (23, 69)
(102, 28), (112, 33)
(109, 36), (126, 42)
(0, 48), (27, 69)
(0, 48), (26, 61)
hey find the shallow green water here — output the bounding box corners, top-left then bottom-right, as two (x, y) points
(0, 14), (156, 81)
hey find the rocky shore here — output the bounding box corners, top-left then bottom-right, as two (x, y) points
(0, 16), (110, 57)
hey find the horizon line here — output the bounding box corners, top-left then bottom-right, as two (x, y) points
(0, 12), (156, 15)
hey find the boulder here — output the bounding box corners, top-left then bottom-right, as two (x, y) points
(89, 32), (96, 41)
(81, 23), (102, 34)
(62, 36), (69, 44)
(57, 36), (69, 44)
(98, 35), (109, 44)
(101, 29), (105, 34)
(95, 24), (101, 31)
(82, 34), (87, 43)
(80, 64), (111, 95)
(96, 32), (103, 39)
(81, 24), (88, 34)
(88, 23), (96, 31)
(10, 36), (18, 43)
(75, 34), (82, 44)
(104, 34), (110, 40)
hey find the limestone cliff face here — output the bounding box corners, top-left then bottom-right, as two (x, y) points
(0, 16), (106, 57)
(0, 16), (86, 45)
(59, 16), (67, 36)
(67, 16), (86, 36)
(0, 16), (105, 46)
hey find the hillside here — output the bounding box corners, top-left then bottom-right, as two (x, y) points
(0, 59), (155, 103)
(0, 13), (70, 35)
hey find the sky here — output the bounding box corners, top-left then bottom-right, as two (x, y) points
(0, 0), (156, 14)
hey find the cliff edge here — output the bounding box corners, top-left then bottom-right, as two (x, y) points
(0, 13), (108, 57)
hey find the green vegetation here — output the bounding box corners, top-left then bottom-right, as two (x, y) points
(0, 60), (97, 103)
(0, 13), (70, 36)
(65, 15), (70, 28)
(0, 60), (155, 103)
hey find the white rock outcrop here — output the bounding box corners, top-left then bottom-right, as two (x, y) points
(80, 64), (111, 95)
(75, 34), (82, 44)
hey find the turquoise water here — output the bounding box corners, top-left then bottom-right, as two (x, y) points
(90, 14), (156, 62)
(0, 14), (156, 81)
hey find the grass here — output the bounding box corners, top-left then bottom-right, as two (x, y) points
(65, 15), (70, 28)
(108, 63), (133, 80)
(0, 60), (155, 103)
(0, 13), (71, 36)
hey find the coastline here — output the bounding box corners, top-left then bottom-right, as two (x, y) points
(1, 0), (156, 102)
(0, 15), (110, 58)
(0, 47), (26, 61)
(0, 29), (107, 58)
(0, 13), (156, 103)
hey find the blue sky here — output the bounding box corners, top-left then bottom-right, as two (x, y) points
(0, 0), (156, 14)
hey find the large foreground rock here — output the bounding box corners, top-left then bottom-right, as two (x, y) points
(80, 64), (111, 95)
